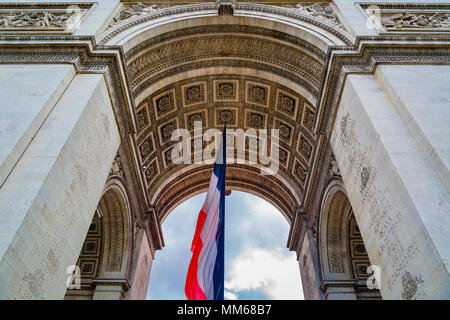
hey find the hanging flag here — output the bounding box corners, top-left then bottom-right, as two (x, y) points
(185, 127), (226, 300)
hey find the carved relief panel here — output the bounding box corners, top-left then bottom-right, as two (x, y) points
(0, 3), (94, 33)
(361, 3), (450, 33)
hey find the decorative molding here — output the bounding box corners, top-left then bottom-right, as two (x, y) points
(98, 2), (352, 46)
(317, 42), (450, 137)
(127, 33), (323, 99)
(92, 278), (130, 291)
(320, 279), (358, 290)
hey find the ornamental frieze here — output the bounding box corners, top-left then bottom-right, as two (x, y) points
(110, 2), (160, 26)
(0, 3), (93, 33)
(361, 3), (450, 33)
(127, 35), (324, 86)
(285, 3), (344, 30)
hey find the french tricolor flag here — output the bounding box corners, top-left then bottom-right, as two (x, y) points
(185, 127), (226, 300)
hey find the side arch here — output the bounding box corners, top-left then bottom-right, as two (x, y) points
(318, 180), (353, 281)
(317, 179), (382, 299)
(97, 177), (133, 280)
(64, 177), (134, 299)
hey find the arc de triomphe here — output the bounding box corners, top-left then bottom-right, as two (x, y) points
(0, 0), (449, 300)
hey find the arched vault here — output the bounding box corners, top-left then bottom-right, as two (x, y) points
(103, 6), (352, 223)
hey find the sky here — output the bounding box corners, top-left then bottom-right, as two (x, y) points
(146, 191), (304, 300)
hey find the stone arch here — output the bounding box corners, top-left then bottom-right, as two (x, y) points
(97, 178), (133, 279)
(97, 3), (355, 299)
(111, 10), (348, 224)
(318, 180), (381, 299)
(318, 181), (353, 281)
(153, 164), (300, 224)
(100, 4), (353, 47)
(64, 177), (133, 300)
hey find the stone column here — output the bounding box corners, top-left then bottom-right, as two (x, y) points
(330, 65), (450, 299)
(128, 229), (154, 300)
(0, 67), (120, 299)
(290, 212), (323, 300)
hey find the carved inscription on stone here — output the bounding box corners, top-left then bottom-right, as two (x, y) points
(401, 271), (424, 300)
(339, 112), (420, 292)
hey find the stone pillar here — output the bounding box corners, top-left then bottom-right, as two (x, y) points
(330, 65), (450, 299)
(0, 68), (120, 299)
(128, 229), (154, 300)
(290, 212), (323, 300)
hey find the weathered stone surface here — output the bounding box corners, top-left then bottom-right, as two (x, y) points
(0, 73), (120, 299)
(0, 64), (75, 188)
(330, 72), (450, 299)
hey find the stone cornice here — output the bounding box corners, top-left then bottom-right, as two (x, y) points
(316, 37), (450, 138)
(320, 279), (358, 290)
(142, 205), (165, 251)
(92, 278), (131, 291)
(287, 209), (309, 255)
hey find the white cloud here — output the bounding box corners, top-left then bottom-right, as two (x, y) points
(225, 247), (304, 300)
(250, 197), (281, 220)
(224, 290), (238, 300)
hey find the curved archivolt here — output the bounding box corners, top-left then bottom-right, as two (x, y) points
(153, 164), (300, 224)
(110, 5), (352, 222)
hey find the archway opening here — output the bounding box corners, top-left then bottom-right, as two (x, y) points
(319, 186), (382, 300)
(64, 183), (132, 300)
(147, 191), (304, 300)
